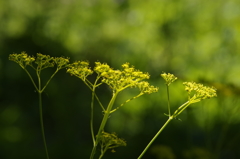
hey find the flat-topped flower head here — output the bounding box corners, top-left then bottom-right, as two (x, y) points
(9, 52), (35, 68)
(183, 82), (217, 102)
(161, 72), (177, 86)
(94, 62), (111, 75)
(94, 62), (157, 93)
(9, 52), (70, 71)
(67, 61), (93, 81)
(137, 81), (159, 94)
(121, 63), (150, 80)
(54, 57), (70, 69)
(35, 53), (55, 69)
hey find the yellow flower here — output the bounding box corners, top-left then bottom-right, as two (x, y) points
(98, 131), (126, 151)
(183, 82), (217, 102)
(161, 73), (177, 86)
(9, 52), (35, 68)
(94, 62), (157, 94)
(67, 61), (93, 81)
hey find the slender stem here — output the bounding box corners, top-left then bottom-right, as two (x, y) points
(23, 68), (38, 91)
(90, 87), (96, 145)
(41, 68), (59, 92)
(37, 71), (50, 159)
(110, 93), (143, 113)
(99, 145), (108, 159)
(39, 92), (50, 159)
(99, 153), (104, 159)
(166, 85), (171, 116)
(90, 91), (119, 159)
(90, 77), (101, 145)
(84, 79), (105, 111)
(172, 101), (191, 117)
(137, 117), (173, 159)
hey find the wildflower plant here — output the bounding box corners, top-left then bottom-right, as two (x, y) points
(67, 61), (158, 159)
(9, 52), (217, 159)
(9, 52), (70, 159)
(137, 73), (217, 159)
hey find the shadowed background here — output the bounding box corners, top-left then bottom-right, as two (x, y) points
(1, 0), (240, 159)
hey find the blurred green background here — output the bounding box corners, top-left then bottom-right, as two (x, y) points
(1, 0), (240, 158)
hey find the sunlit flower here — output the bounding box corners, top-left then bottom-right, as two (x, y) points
(137, 81), (159, 94)
(94, 62), (158, 94)
(9, 52), (70, 71)
(183, 82), (217, 103)
(161, 72), (177, 86)
(67, 61), (93, 81)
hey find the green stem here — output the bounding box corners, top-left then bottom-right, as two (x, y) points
(37, 71), (50, 159)
(137, 117), (173, 159)
(172, 101), (191, 117)
(39, 92), (50, 159)
(41, 68), (59, 92)
(90, 87), (96, 145)
(137, 99), (193, 159)
(99, 145), (108, 159)
(90, 77), (101, 145)
(90, 91), (119, 159)
(110, 93), (143, 113)
(166, 85), (171, 116)
(23, 68), (38, 91)
(84, 79), (105, 111)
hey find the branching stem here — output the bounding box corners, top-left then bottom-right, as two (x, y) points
(90, 91), (119, 159)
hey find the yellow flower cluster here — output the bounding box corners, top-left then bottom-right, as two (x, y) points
(9, 52), (35, 68)
(67, 61), (93, 81)
(136, 81), (159, 94)
(53, 57), (70, 69)
(35, 53), (55, 69)
(183, 82), (217, 101)
(9, 52), (70, 70)
(98, 131), (126, 151)
(94, 62), (158, 93)
(161, 72), (177, 86)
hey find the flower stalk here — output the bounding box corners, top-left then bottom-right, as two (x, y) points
(67, 62), (158, 159)
(9, 53), (217, 159)
(137, 73), (217, 159)
(9, 52), (70, 159)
